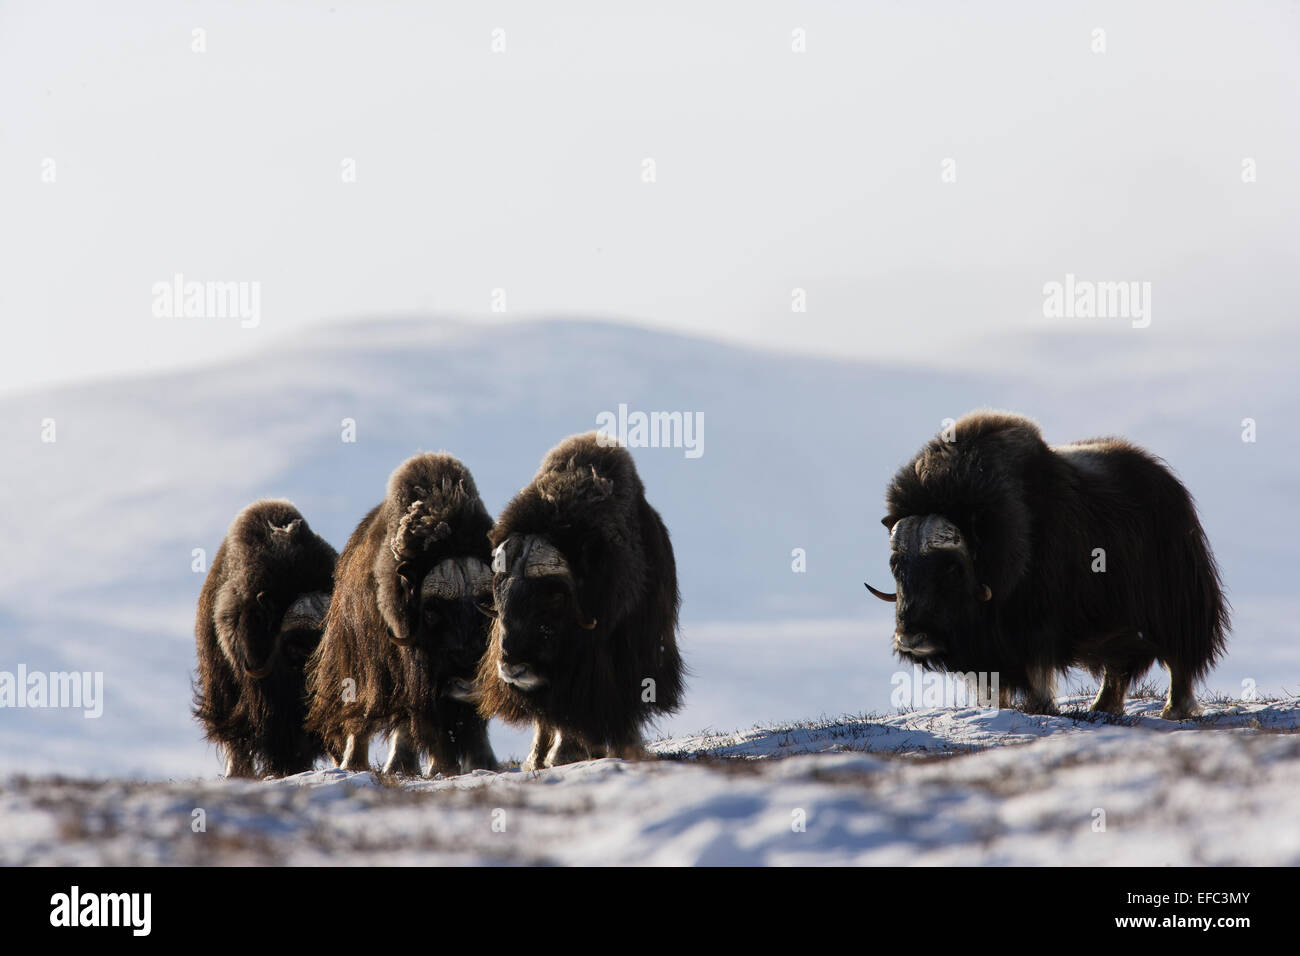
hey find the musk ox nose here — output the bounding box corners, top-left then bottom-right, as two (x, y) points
(499, 661), (530, 682)
(894, 631), (928, 651)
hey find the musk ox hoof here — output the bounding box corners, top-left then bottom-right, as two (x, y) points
(1023, 697), (1059, 716)
(1160, 700), (1201, 721)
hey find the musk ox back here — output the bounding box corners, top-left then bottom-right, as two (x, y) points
(306, 453), (496, 775)
(193, 499), (336, 777)
(865, 411), (1228, 719)
(477, 432), (683, 769)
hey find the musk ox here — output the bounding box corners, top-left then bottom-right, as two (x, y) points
(193, 499), (337, 777)
(306, 453), (496, 775)
(477, 433), (684, 770)
(865, 411), (1229, 720)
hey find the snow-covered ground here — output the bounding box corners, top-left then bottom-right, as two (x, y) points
(5, 694), (1298, 866)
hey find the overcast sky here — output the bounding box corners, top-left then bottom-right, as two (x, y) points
(2, 1), (1297, 394)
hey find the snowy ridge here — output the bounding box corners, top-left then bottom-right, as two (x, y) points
(5, 695), (1298, 866)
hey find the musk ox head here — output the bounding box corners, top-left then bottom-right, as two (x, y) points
(866, 514), (993, 663)
(372, 454), (496, 702)
(486, 533), (599, 692)
(216, 500), (336, 680)
(414, 555), (495, 700)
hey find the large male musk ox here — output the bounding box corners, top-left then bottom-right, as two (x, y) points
(305, 453), (496, 775)
(477, 432), (684, 770)
(865, 411), (1229, 720)
(193, 499), (337, 777)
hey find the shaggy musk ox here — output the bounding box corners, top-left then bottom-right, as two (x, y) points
(865, 411), (1228, 719)
(306, 453), (496, 775)
(193, 499), (336, 777)
(477, 433), (684, 770)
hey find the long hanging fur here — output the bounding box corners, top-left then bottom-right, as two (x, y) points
(305, 453), (495, 774)
(477, 433), (684, 767)
(877, 411), (1229, 718)
(193, 499), (336, 777)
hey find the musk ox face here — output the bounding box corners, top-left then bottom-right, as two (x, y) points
(488, 534), (597, 693)
(410, 556), (495, 701)
(868, 514), (993, 664)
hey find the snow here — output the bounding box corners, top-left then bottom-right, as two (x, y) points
(4, 694), (1298, 866)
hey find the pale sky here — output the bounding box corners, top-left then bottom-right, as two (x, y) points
(2, 0), (1297, 393)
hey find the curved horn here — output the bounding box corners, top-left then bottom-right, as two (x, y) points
(421, 558), (465, 601)
(864, 582), (897, 603)
(977, 584), (993, 601)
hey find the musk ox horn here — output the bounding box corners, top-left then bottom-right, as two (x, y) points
(890, 515), (967, 555)
(281, 591), (330, 631)
(864, 582), (897, 602)
(978, 584), (993, 601)
(421, 558), (466, 600)
(463, 557), (493, 595)
(521, 537), (571, 579)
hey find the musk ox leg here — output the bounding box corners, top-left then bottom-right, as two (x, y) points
(613, 736), (647, 762)
(545, 728), (590, 768)
(1023, 664), (1059, 716)
(522, 721), (555, 772)
(383, 724), (421, 775)
(997, 685), (1014, 709)
(224, 748), (256, 778)
(459, 721), (497, 773)
(1161, 665), (1202, 721)
(1090, 671), (1130, 716)
(340, 733), (371, 771)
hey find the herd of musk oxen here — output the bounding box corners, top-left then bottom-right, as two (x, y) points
(194, 412), (1229, 778)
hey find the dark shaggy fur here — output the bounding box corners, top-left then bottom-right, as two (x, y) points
(477, 432), (684, 769)
(871, 411), (1229, 719)
(305, 453), (496, 775)
(193, 499), (337, 777)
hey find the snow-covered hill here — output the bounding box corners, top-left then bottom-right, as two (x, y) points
(0, 315), (1296, 777)
(5, 694), (1298, 866)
